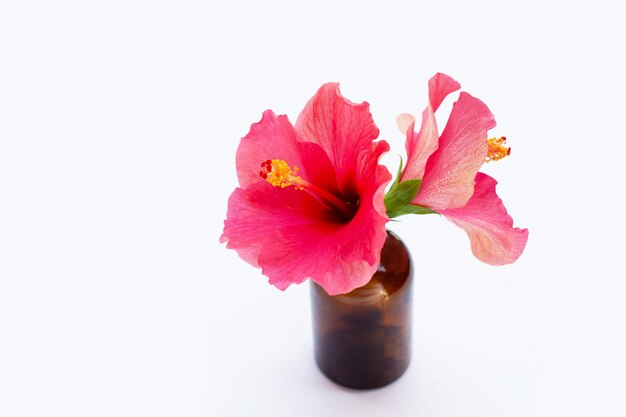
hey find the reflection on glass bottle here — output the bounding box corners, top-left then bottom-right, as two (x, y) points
(310, 231), (413, 389)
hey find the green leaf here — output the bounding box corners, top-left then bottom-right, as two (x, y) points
(384, 163), (439, 218)
(390, 156), (404, 189)
(388, 204), (438, 217)
(384, 179), (422, 214)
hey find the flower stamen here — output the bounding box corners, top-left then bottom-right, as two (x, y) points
(259, 159), (352, 216)
(486, 137), (511, 162)
(259, 159), (303, 189)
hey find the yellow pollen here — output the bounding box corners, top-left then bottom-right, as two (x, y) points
(486, 137), (511, 162)
(260, 159), (303, 189)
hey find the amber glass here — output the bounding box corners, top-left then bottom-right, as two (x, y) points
(310, 231), (413, 389)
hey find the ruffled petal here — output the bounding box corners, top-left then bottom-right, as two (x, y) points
(295, 83), (380, 195)
(438, 173), (529, 265)
(416, 92), (496, 210)
(401, 73), (460, 181)
(395, 113), (415, 134)
(428, 72), (462, 112)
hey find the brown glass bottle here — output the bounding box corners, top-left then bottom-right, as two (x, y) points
(310, 231), (413, 389)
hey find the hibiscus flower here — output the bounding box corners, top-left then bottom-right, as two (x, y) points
(395, 73), (528, 265)
(220, 84), (391, 295)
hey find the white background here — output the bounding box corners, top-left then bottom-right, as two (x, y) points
(1, 1), (624, 416)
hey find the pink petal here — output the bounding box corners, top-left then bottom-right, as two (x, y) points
(438, 173), (529, 265)
(396, 113), (415, 134)
(416, 92), (496, 210)
(295, 83), (380, 195)
(401, 73), (461, 181)
(429, 72), (462, 112)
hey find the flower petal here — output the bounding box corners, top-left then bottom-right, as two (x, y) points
(438, 173), (529, 265)
(401, 73), (460, 181)
(396, 113), (415, 134)
(416, 92), (496, 210)
(428, 72), (462, 112)
(295, 83), (380, 195)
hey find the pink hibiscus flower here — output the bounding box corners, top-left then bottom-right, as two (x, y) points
(220, 84), (391, 295)
(396, 73), (528, 265)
